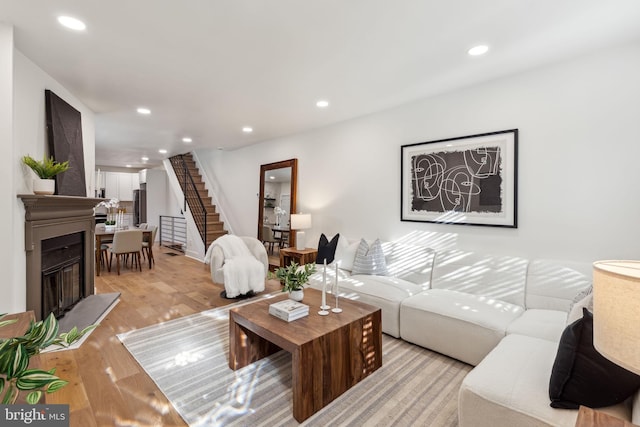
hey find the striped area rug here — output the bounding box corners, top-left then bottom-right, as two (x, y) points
(118, 297), (471, 426)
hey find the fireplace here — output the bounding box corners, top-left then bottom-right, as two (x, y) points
(19, 195), (104, 320)
(41, 232), (84, 318)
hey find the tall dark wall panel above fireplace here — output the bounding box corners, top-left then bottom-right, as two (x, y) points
(45, 89), (86, 196)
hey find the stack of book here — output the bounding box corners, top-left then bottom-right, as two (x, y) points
(269, 299), (309, 322)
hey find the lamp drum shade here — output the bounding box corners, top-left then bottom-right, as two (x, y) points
(593, 260), (640, 375)
(290, 213), (311, 230)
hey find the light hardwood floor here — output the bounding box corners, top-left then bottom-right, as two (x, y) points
(39, 245), (281, 427)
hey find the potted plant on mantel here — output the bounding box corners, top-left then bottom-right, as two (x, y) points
(21, 155), (70, 195)
(272, 261), (317, 301)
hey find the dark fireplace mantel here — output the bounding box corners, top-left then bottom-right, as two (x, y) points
(19, 194), (105, 320)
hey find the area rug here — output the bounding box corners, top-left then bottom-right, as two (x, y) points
(118, 297), (471, 426)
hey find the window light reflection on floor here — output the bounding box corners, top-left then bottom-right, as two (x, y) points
(190, 360), (268, 427)
(172, 350), (205, 367)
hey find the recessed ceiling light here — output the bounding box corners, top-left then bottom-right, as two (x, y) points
(242, 127), (253, 133)
(269, 176), (275, 180)
(182, 137), (192, 143)
(316, 100), (329, 108)
(159, 149), (167, 154)
(137, 107), (151, 115)
(141, 156), (149, 161)
(468, 45), (489, 56)
(57, 16), (86, 31)
(126, 165), (132, 168)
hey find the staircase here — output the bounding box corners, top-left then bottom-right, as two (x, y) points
(168, 153), (227, 248)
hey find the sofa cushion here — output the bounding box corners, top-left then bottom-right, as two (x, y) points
(459, 334), (631, 427)
(431, 249), (528, 306)
(308, 271), (423, 338)
(525, 259), (592, 311)
(506, 309), (567, 342)
(549, 308), (640, 409)
(315, 233), (340, 264)
(381, 241), (435, 288)
(400, 289), (524, 365)
(352, 239), (388, 275)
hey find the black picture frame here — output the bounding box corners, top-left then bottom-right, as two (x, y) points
(45, 90), (87, 196)
(401, 129), (518, 228)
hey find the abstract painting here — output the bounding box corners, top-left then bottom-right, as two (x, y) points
(401, 129), (518, 227)
(45, 90), (87, 196)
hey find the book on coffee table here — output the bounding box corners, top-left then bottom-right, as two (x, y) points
(269, 299), (309, 322)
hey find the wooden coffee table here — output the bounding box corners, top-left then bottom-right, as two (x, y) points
(228, 288), (382, 422)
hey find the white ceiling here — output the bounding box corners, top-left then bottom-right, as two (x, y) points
(2, 1), (640, 168)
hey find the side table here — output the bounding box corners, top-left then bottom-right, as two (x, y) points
(575, 406), (634, 427)
(280, 247), (318, 267)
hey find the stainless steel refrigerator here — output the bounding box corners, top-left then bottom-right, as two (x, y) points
(133, 183), (147, 226)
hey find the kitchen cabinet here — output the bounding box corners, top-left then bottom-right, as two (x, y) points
(103, 172), (140, 201)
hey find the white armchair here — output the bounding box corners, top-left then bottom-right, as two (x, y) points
(208, 236), (268, 298)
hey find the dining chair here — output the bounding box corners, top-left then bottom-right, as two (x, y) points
(95, 223), (109, 268)
(138, 223), (148, 229)
(262, 225), (279, 254)
(108, 229), (143, 275)
(142, 225), (158, 267)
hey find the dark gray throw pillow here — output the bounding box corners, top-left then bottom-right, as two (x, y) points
(315, 233), (340, 264)
(549, 308), (640, 409)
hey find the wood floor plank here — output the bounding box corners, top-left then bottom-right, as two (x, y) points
(35, 246), (282, 427)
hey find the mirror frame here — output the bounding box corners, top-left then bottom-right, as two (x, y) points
(257, 158), (298, 249)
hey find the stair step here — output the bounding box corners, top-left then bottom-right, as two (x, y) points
(207, 231), (228, 244)
(206, 222), (225, 231)
(207, 230), (227, 239)
(193, 218), (224, 228)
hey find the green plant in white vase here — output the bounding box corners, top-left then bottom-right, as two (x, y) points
(21, 155), (70, 195)
(271, 262), (316, 301)
(0, 313), (96, 404)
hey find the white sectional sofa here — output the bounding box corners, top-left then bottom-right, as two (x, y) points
(306, 237), (639, 426)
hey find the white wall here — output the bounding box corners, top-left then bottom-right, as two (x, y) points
(196, 41), (640, 263)
(0, 24), (17, 314)
(0, 26), (96, 314)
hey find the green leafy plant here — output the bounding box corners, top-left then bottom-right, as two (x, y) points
(22, 155), (70, 179)
(0, 313), (96, 404)
(271, 262), (317, 292)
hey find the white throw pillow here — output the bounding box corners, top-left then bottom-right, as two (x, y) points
(334, 237), (358, 271)
(351, 238), (388, 276)
(566, 293), (593, 325)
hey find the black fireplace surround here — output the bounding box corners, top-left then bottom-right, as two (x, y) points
(41, 232), (84, 318)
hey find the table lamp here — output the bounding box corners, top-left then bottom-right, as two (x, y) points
(593, 260), (640, 374)
(290, 213), (311, 250)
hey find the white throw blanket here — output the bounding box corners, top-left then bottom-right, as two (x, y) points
(205, 235), (265, 298)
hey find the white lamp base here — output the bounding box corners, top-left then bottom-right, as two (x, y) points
(296, 231), (306, 250)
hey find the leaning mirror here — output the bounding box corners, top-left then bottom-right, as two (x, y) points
(258, 159), (298, 250)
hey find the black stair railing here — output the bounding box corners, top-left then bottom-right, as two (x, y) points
(169, 154), (208, 247)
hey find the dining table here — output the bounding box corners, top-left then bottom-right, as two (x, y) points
(271, 225), (290, 247)
(95, 228), (153, 276)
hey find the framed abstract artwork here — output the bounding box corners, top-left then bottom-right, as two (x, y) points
(401, 129), (518, 228)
